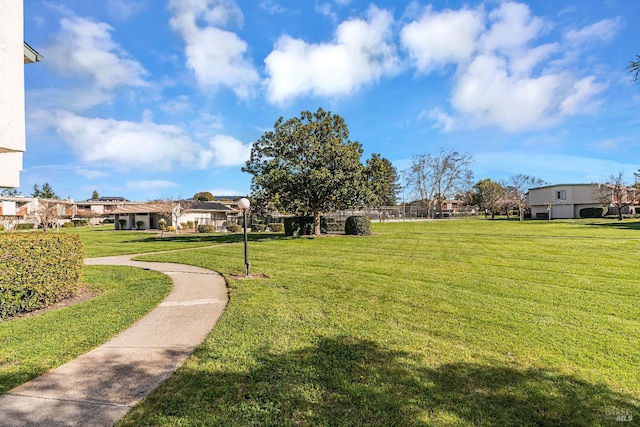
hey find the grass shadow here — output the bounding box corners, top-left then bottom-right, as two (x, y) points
(122, 336), (638, 426)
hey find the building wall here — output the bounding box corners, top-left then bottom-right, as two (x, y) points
(528, 184), (602, 219)
(0, 1), (26, 187)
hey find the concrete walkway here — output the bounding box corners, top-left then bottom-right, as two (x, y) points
(0, 255), (228, 426)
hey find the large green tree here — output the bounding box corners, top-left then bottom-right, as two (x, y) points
(193, 191), (215, 201)
(472, 179), (504, 220)
(243, 108), (366, 236)
(364, 153), (399, 207)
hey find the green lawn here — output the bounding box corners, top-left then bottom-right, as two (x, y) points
(0, 266), (172, 393)
(61, 225), (280, 258)
(110, 219), (640, 426)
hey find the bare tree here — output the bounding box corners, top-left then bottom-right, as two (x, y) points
(152, 198), (193, 235)
(504, 174), (549, 222)
(407, 150), (473, 218)
(31, 199), (63, 233)
(629, 55), (640, 81)
(593, 173), (637, 220)
(0, 215), (18, 232)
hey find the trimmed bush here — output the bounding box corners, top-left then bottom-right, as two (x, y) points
(63, 221), (75, 228)
(198, 224), (216, 233)
(253, 224), (267, 232)
(226, 224), (241, 233)
(580, 207), (605, 218)
(269, 223), (284, 233)
(0, 233), (84, 318)
(283, 216), (328, 236)
(345, 216), (371, 236)
(186, 221), (194, 229)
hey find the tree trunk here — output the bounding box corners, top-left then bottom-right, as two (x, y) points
(314, 210), (321, 236)
(618, 207), (623, 221)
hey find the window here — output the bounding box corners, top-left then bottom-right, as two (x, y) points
(556, 190), (566, 200)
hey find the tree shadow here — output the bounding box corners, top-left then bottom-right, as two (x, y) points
(124, 233), (288, 244)
(123, 336), (639, 426)
(584, 221), (640, 231)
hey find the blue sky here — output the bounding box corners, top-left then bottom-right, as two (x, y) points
(20, 0), (640, 201)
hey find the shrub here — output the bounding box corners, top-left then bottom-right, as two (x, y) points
(198, 224), (216, 233)
(103, 218), (114, 224)
(283, 216), (328, 236)
(0, 224), (4, 231)
(15, 223), (35, 230)
(226, 224), (241, 232)
(186, 221), (194, 229)
(119, 219), (127, 229)
(167, 226), (176, 232)
(580, 207), (605, 218)
(269, 223), (284, 233)
(345, 216), (371, 236)
(136, 221), (145, 230)
(0, 233), (84, 318)
(63, 221), (75, 228)
(253, 224), (267, 232)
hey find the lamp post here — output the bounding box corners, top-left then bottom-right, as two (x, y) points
(238, 197), (251, 277)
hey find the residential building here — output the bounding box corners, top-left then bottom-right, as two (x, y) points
(75, 196), (130, 224)
(527, 184), (612, 219)
(111, 201), (237, 231)
(0, 1), (42, 188)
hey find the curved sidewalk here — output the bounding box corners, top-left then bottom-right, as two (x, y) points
(0, 255), (228, 427)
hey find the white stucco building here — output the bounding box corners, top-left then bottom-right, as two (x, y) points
(0, 1), (42, 188)
(527, 184), (604, 219)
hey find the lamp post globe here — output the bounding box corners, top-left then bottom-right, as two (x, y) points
(238, 198), (251, 276)
(238, 197), (250, 210)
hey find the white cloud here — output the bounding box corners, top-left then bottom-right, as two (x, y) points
(564, 17), (622, 44)
(198, 134), (251, 167)
(169, 0), (259, 98)
(403, 1), (609, 132)
(264, 6), (399, 104)
(559, 76), (606, 116)
(54, 112), (248, 171)
(426, 108), (457, 132)
(107, 0), (145, 21)
(56, 113), (197, 170)
(46, 16), (147, 89)
(75, 168), (107, 179)
(124, 180), (179, 193)
(401, 7), (484, 73)
(479, 2), (544, 54)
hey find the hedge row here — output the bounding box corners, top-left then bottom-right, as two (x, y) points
(0, 233), (84, 319)
(579, 207), (605, 218)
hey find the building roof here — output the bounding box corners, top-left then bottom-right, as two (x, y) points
(529, 183), (599, 191)
(189, 201), (235, 212)
(111, 203), (167, 214)
(23, 42), (42, 63)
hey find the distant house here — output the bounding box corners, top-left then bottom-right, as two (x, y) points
(0, 195), (74, 229)
(75, 196), (130, 224)
(0, 1), (42, 188)
(111, 203), (167, 230)
(111, 201), (237, 231)
(181, 201), (237, 231)
(527, 184), (608, 219)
